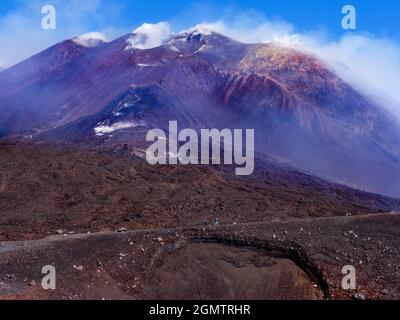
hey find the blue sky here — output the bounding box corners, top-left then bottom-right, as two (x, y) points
(0, 0), (399, 41)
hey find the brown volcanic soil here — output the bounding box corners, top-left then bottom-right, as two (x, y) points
(143, 243), (323, 300)
(0, 142), (399, 241)
(0, 142), (400, 300)
(0, 213), (399, 300)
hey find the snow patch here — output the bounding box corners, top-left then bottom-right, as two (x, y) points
(193, 44), (210, 54)
(94, 121), (146, 136)
(72, 32), (108, 47)
(169, 44), (180, 53)
(137, 63), (161, 67)
(121, 101), (135, 109)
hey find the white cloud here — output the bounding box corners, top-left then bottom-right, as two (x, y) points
(188, 20), (298, 45)
(181, 23), (222, 36)
(126, 22), (172, 50)
(72, 32), (109, 47)
(184, 18), (400, 119)
(300, 34), (400, 117)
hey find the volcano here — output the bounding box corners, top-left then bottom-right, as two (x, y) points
(0, 30), (399, 197)
(1, 29), (400, 301)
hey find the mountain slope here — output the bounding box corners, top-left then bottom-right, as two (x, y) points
(1, 142), (399, 241)
(0, 31), (399, 196)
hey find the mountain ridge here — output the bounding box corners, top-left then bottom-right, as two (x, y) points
(0, 30), (399, 197)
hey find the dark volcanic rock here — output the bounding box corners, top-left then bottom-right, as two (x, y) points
(0, 142), (399, 241)
(1, 212), (400, 300)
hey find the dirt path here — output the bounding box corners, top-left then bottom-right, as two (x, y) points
(0, 212), (393, 252)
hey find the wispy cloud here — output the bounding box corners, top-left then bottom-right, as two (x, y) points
(302, 34), (400, 117)
(168, 8), (400, 119)
(72, 32), (109, 47)
(126, 22), (171, 50)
